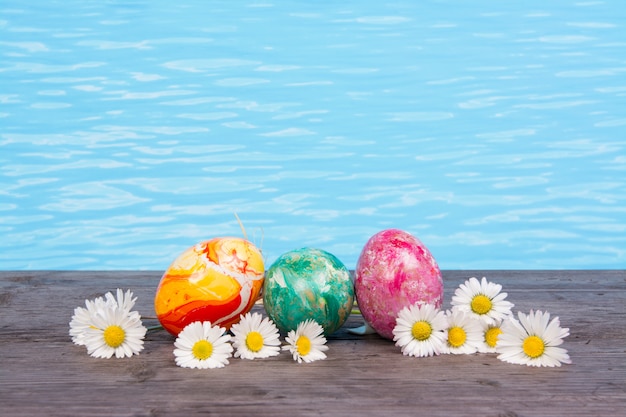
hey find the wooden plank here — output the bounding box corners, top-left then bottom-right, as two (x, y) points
(0, 270), (624, 416)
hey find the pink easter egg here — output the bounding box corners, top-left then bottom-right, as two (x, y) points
(355, 229), (444, 339)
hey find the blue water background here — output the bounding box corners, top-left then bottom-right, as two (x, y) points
(1, 0), (625, 270)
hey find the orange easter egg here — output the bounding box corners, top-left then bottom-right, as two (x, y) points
(154, 237), (265, 336)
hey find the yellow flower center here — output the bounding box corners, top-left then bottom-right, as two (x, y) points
(192, 340), (214, 360)
(471, 294), (492, 315)
(296, 335), (312, 356)
(245, 331), (264, 352)
(522, 335), (545, 358)
(103, 325), (125, 348)
(485, 327), (502, 348)
(411, 321), (432, 341)
(448, 326), (467, 348)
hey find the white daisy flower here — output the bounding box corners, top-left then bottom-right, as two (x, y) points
(478, 319), (504, 353)
(174, 321), (233, 369)
(82, 301), (147, 359)
(442, 309), (483, 355)
(69, 289), (142, 347)
(392, 303), (447, 357)
(497, 310), (571, 367)
(283, 319), (328, 363)
(451, 276), (514, 325)
(230, 312), (281, 360)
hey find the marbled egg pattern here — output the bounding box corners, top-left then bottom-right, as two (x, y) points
(355, 229), (443, 340)
(263, 248), (354, 336)
(154, 237), (264, 336)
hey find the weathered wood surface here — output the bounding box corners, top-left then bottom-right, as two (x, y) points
(0, 270), (624, 417)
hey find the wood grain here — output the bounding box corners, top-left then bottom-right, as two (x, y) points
(0, 270), (624, 416)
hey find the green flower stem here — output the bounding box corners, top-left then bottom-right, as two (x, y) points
(146, 324), (163, 332)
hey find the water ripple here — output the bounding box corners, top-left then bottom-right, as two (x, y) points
(1, 0), (624, 270)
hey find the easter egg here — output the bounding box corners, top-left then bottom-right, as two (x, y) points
(355, 229), (443, 340)
(263, 248), (354, 336)
(154, 237), (264, 336)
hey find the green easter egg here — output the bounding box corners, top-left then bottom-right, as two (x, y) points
(263, 248), (354, 336)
